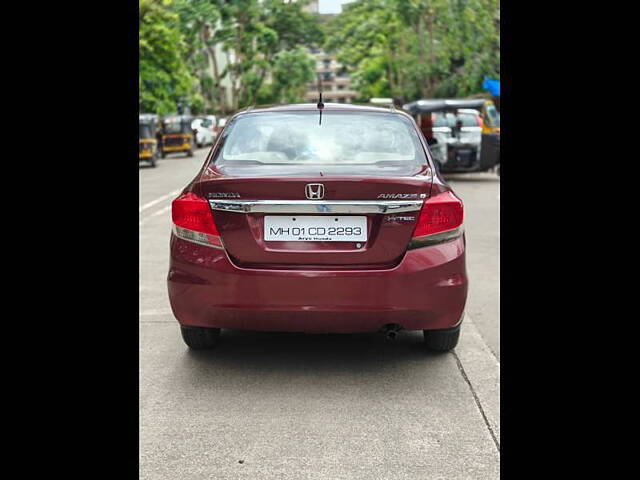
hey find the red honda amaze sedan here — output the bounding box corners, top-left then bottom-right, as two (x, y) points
(167, 103), (467, 351)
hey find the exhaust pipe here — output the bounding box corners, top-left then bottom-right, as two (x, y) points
(381, 324), (402, 340)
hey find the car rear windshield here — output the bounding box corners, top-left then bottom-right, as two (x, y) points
(210, 111), (428, 176)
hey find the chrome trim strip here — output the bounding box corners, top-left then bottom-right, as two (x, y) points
(209, 199), (424, 214)
(407, 227), (463, 250)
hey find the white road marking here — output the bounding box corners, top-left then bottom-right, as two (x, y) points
(151, 204), (172, 217)
(139, 189), (182, 226)
(139, 204), (172, 227)
(139, 189), (181, 213)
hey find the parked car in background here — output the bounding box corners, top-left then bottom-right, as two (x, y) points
(191, 118), (215, 148)
(203, 115), (217, 129)
(214, 117), (227, 136)
(168, 103), (468, 352)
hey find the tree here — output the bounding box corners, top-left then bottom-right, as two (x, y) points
(209, 0), (321, 110)
(140, 0), (336, 114)
(172, 0), (224, 113)
(139, 0), (199, 114)
(270, 48), (316, 103)
(324, 0), (500, 101)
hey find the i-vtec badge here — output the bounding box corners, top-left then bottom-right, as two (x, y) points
(207, 192), (241, 198)
(377, 193), (427, 199)
(386, 215), (415, 222)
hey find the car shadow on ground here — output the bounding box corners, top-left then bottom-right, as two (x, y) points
(442, 174), (499, 183)
(181, 330), (451, 377)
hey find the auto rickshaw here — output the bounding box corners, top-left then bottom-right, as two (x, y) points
(139, 114), (159, 168)
(160, 115), (195, 158)
(403, 98), (500, 175)
(479, 99), (500, 176)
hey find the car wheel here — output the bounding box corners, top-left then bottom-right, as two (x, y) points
(423, 325), (461, 352)
(187, 149), (194, 157)
(180, 326), (220, 350)
(161, 150), (166, 159)
(197, 142), (203, 149)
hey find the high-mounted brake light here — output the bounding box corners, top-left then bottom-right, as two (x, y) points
(410, 191), (464, 248)
(171, 192), (223, 248)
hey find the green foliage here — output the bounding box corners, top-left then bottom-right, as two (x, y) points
(270, 48), (316, 104)
(139, 0), (198, 114)
(211, 0), (321, 109)
(156, 0), (321, 113)
(139, 0), (498, 115)
(325, 0), (500, 101)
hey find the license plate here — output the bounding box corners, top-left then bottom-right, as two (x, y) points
(264, 216), (367, 242)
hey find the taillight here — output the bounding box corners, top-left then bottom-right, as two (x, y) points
(171, 192), (223, 248)
(410, 191), (464, 248)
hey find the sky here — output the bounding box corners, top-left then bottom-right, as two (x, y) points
(319, 0), (353, 14)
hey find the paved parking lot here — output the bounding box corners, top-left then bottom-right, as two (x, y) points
(139, 149), (500, 479)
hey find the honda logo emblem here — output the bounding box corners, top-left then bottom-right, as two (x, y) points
(305, 184), (325, 200)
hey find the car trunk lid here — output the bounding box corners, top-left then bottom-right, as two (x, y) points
(195, 176), (431, 269)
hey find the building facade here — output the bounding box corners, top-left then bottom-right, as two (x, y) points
(305, 49), (357, 104)
(303, 2), (357, 104)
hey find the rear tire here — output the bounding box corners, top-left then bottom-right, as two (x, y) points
(424, 325), (461, 352)
(187, 149), (194, 157)
(180, 326), (220, 350)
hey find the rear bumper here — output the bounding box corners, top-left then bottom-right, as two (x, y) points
(167, 235), (468, 333)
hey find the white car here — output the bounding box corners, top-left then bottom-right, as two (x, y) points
(191, 118), (216, 148)
(215, 117), (227, 135)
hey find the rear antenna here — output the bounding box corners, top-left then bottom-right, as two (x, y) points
(316, 73), (324, 125)
(317, 92), (324, 125)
